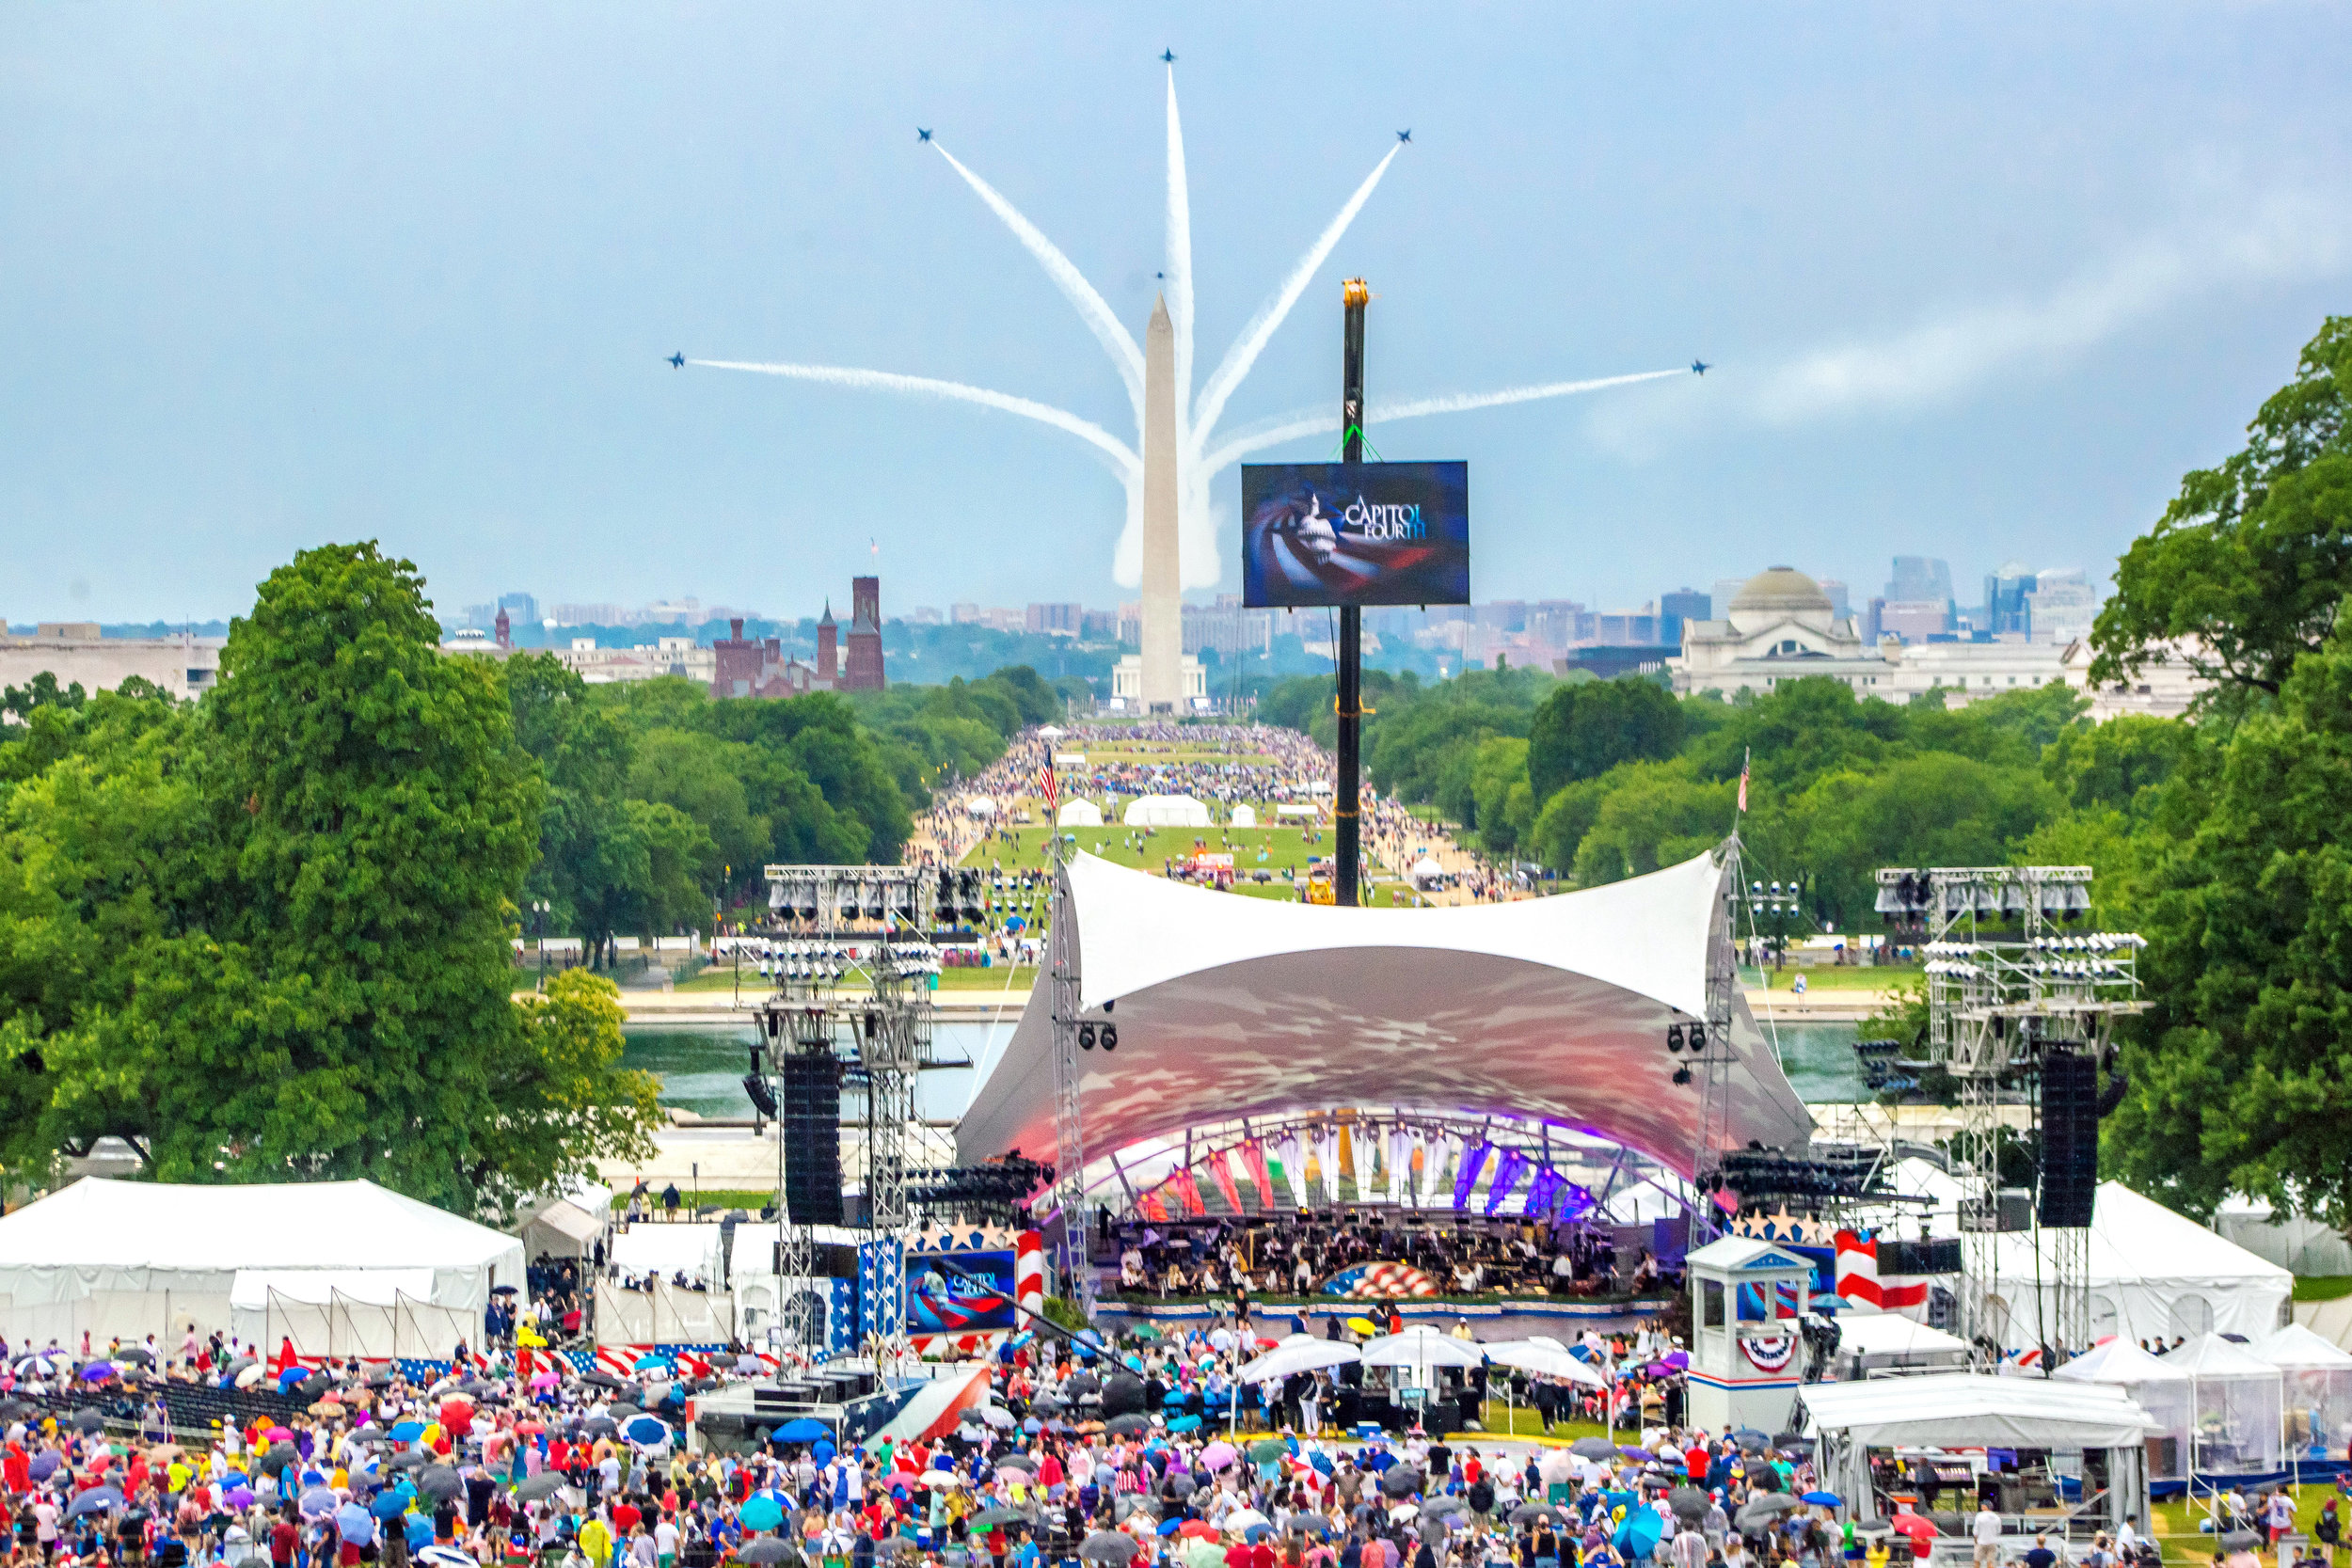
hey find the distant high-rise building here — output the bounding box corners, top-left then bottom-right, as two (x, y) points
(1985, 562), (2035, 636)
(550, 603), (627, 626)
(643, 597), (703, 626)
(1886, 556), (1954, 608)
(1878, 601), (1953, 643)
(1659, 588), (1709, 647)
(843, 576), (885, 690)
(1082, 608), (1120, 641)
(1475, 600), (1528, 634)
(1818, 579), (1851, 621)
(497, 592), (538, 626)
(1026, 602), (1084, 637)
(2026, 567), (2099, 644)
(1711, 578), (1752, 624)
(950, 603), (982, 626)
(907, 605), (944, 625)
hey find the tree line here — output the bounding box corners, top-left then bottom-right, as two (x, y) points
(1269, 317), (2352, 1231)
(0, 543), (1052, 1212)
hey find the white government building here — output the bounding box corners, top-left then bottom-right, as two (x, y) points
(1671, 567), (2201, 717)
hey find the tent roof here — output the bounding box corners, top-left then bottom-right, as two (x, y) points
(955, 848), (1814, 1177)
(2053, 1337), (2189, 1386)
(1801, 1372), (2156, 1449)
(1990, 1182), (2292, 1293)
(0, 1178), (522, 1274)
(1832, 1313), (1970, 1359)
(2255, 1323), (2352, 1370)
(2168, 1332), (2282, 1381)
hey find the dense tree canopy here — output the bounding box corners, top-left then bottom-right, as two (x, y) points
(0, 544), (661, 1214)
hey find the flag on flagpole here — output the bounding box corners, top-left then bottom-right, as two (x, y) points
(1738, 747), (1751, 815)
(1040, 759), (1058, 816)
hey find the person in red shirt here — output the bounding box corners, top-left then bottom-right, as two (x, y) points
(612, 1500), (642, 1537)
(1685, 1437), (1709, 1482)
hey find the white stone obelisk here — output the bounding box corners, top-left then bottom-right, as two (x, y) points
(1139, 293), (1182, 712)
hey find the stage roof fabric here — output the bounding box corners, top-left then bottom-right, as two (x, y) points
(955, 847), (1813, 1177)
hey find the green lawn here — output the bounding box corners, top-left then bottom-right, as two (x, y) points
(1470, 1403), (1614, 1443)
(963, 823), (1335, 878)
(2153, 1484), (2339, 1564)
(1749, 966), (1920, 990)
(2295, 1276), (2352, 1301)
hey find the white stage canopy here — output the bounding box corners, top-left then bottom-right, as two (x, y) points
(1057, 800), (1105, 827)
(956, 847), (1813, 1178)
(0, 1178), (523, 1348)
(1981, 1182), (2291, 1350)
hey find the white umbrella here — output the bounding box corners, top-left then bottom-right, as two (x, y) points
(1232, 1335), (1361, 1385)
(1483, 1341), (1607, 1389)
(1361, 1326), (1485, 1377)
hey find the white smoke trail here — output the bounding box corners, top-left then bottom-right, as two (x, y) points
(930, 144), (1146, 425)
(1164, 67), (1196, 433)
(691, 359), (1140, 476)
(1198, 368), (1686, 474)
(1188, 146), (1402, 451)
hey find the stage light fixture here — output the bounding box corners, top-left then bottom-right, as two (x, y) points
(1673, 1066), (1692, 1086)
(1100, 1024), (1118, 1052)
(1666, 1023), (1685, 1053)
(1688, 1022), (1707, 1053)
(1079, 1023), (1098, 1050)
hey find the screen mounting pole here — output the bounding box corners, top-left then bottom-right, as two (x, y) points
(1336, 277), (1368, 908)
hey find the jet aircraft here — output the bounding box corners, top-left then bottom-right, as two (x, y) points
(917, 128), (932, 142)
(1691, 360), (1709, 375)
(668, 353), (685, 369)
(1397, 130), (1412, 143)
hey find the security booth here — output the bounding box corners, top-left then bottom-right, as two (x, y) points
(1687, 1235), (1817, 1434)
(1801, 1374), (2154, 1546)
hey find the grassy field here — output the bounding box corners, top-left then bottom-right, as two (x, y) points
(2296, 1276), (2352, 1301)
(2151, 1485), (2344, 1564)
(1749, 966), (1921, 990)
(962, 823), (1336, 878)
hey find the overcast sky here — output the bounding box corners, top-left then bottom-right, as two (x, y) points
(5, 2), (2348, 624)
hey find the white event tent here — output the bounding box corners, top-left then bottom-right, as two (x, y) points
(2256, 1323), (2352, 1456)
(1122, 795), (1210, 828)
(1802, 1373), (2155, 1529)
(1057, 800), (1104, 828)
(2055, 1336), (2194, 1481)
(0, 1178), (523, 1354)
(1980, 1182), (2291, 1352)
(955, 848), (1814, 1180)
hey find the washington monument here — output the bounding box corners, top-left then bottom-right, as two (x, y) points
(1139, 294), (1182, 711)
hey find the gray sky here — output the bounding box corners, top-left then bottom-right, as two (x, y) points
(5, 2), (2348, 624)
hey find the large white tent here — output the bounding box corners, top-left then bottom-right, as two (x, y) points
(1980, 1183), (2291, 1351)
(2256, 1323), (2352, 1456)
(2055, 1336), (2195, 1480)
(956, 847), (1813, 1179)
(0, 1178), (524, 1351)
(1122, 795), (1210, 827)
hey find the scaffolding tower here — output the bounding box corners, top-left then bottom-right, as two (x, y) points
(1876, 864), (2143, 1364)
(750, 864), (942, 1365)
(1045, 842), (1092, 1316)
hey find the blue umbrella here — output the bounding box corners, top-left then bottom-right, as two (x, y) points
(1166, 1416), (1200, 1433)
(633, 1354), (670, 1372)
(625, 1415), (669, 1446)
(739, 1498), (785, 1532)
(405, 1517), (434, 1551)
(66, 1488), (122, 1520)
(298, 1488), (340, 1520)
(1614, 1512), (1663, 1560)
(1801, 1492), (1842, 1508)
(28, 1452), (59, 1481)
(389, 1421), (425, 1442)
(79, 1363), (116, 1382)
(1157, 1520), (1183, 1537)
(773, 1418), (829, 1443)
(278, 1367), (310, 1390)
(370, 1493), (408, 1522)
(335, 1503), (376, 1545)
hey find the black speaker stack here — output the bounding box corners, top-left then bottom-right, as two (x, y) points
(2038, 1048), (2099, 1228)
(783, 1050), (843, 1226)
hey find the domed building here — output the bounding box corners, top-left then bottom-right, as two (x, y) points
(1670, 566), (1891, 698)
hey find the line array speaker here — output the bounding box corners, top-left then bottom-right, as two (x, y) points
(783, 1052), (844, 1227)
(2039, 1048), (2099, 1228)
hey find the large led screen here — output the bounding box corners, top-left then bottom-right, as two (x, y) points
(904, 1249), (1019, 1336)
(1241, 462), (1470, 609)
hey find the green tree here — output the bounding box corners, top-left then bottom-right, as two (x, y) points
(0, 545), (665, 1215)
(1527, 677), (1686, 800)
(1467, 736), (1534, 856)
(2106, 600), (2352, 1224)
(2092, 316), (2352, 705)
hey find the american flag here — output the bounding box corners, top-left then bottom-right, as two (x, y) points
(1040, 757), (1058, 815)
(1737, 748), (1751, 815)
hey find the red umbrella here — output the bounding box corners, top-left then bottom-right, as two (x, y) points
(1891, 1513), (1936, 1551)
